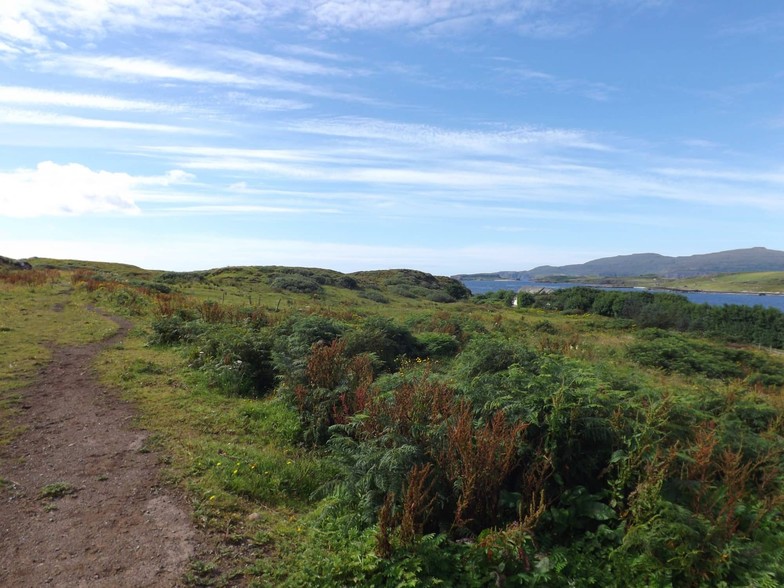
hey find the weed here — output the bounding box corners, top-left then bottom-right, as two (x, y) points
(40, 482), (75, 499)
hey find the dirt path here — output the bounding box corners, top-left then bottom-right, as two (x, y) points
(0, 313), (199, 587)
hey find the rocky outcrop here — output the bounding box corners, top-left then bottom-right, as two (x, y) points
(0, 255), (33, 270)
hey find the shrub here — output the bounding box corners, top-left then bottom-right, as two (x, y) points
(149, 315), (208, 345)
(358, 290), (389, 304)
(344, 317), (423, 372)
(425, 291), (455, 303)
(272, 315), (345, 387)
(452, 333), (537, 379)
(416, 332), (459, 359)
(188, 324), (276, 397)
(271, 275), (323, 294)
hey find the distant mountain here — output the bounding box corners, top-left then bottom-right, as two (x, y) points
(455, 247), (784, 280)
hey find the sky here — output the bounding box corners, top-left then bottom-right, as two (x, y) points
(1, 1), (783, 275)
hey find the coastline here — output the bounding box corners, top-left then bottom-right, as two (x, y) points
(462, 278), (784, 297)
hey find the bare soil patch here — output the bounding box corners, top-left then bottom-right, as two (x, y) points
(0, 313), (200, 587)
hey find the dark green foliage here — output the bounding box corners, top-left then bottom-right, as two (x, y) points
(539, 287), (784, 349)
(358, 289), (389, 304)
(416, 332), (460, 359)
(132, 269), (784, 585)
(188, 324), (276, 397)
(149, 314), (207, 345)
(424, 290), (456, 303)
(517, 291), (536, 307)
(352, 268), (470, 302)
(272, 314), (345, 388)
(473, 289), (515, 305)
(452, 333), (537, 379)
(628, 329), (784, 383)
(270, 274), (323, 294)
(343, 316), (423, 371)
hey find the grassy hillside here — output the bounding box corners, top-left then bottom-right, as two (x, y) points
(664, 271), (784, 293)
(2, 260), (784, 586)
(568, 271), (784, 294)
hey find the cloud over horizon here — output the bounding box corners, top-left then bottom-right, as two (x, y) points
(0, 162), (192, 217)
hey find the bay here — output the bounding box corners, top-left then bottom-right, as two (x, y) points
(461, 279), (784, 312)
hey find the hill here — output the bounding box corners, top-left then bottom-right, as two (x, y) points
(13, 257), (471, 304)
(455, 247), (784, 280)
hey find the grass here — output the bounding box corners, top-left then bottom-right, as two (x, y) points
(575, 271), (784, 293)
(665, 271), (784, 293)
(95, 326), (334, 581)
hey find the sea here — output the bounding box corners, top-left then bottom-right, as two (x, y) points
(461, 279), (784, 312)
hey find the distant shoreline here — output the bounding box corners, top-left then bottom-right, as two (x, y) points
(461, 277), (784, 297)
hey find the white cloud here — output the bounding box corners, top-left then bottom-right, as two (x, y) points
(307, 0), (532, 32)
(0, 85), (180, 112)
(0, 0), (668, 52)
(0, 107), (210, 134)
(226, 92), (310, 111)
(0, 161), (192, 217)
(46, 55), (259, 86)
(214, 47), (356, 77)
(43, 54), (372, 103)
(0, 1), (293, 48)
(288, 116), (611, 153)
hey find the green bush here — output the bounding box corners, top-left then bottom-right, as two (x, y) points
(358, 289), (389, 304)
(189, 324), (276, 397)
(271, 274), (323, 294)
(416, 332), (459, 359)
(344, 316), (423, 372)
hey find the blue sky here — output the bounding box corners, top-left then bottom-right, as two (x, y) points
(1, 1), (783, 274)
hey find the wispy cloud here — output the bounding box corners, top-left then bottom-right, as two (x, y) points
(0, 107), (212, 134)
(213, 46), (358, 77)
(0, 161), (192, 217)
(0, 1), (293, 48)
(719, 11), (784, 37)
(137, 132), (784, 216)
(162, 204), (341, 215)
(226, 92), (311, 111)
(0, 0), (669, 53)
(495, 64), (617, 101)
(0, 85), (181, 112)
(305, 0), (569, 36)
(41, 54), (373, 104)
(287, 116), (612, 153)
(44, 55), (259, 86)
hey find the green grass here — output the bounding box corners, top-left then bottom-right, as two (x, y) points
(95, 327), (336, 580)
(665, 271), (784, 293)
(576, 271), (784, 293)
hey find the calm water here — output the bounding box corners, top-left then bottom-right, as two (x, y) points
(462, 279), (784, 312)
